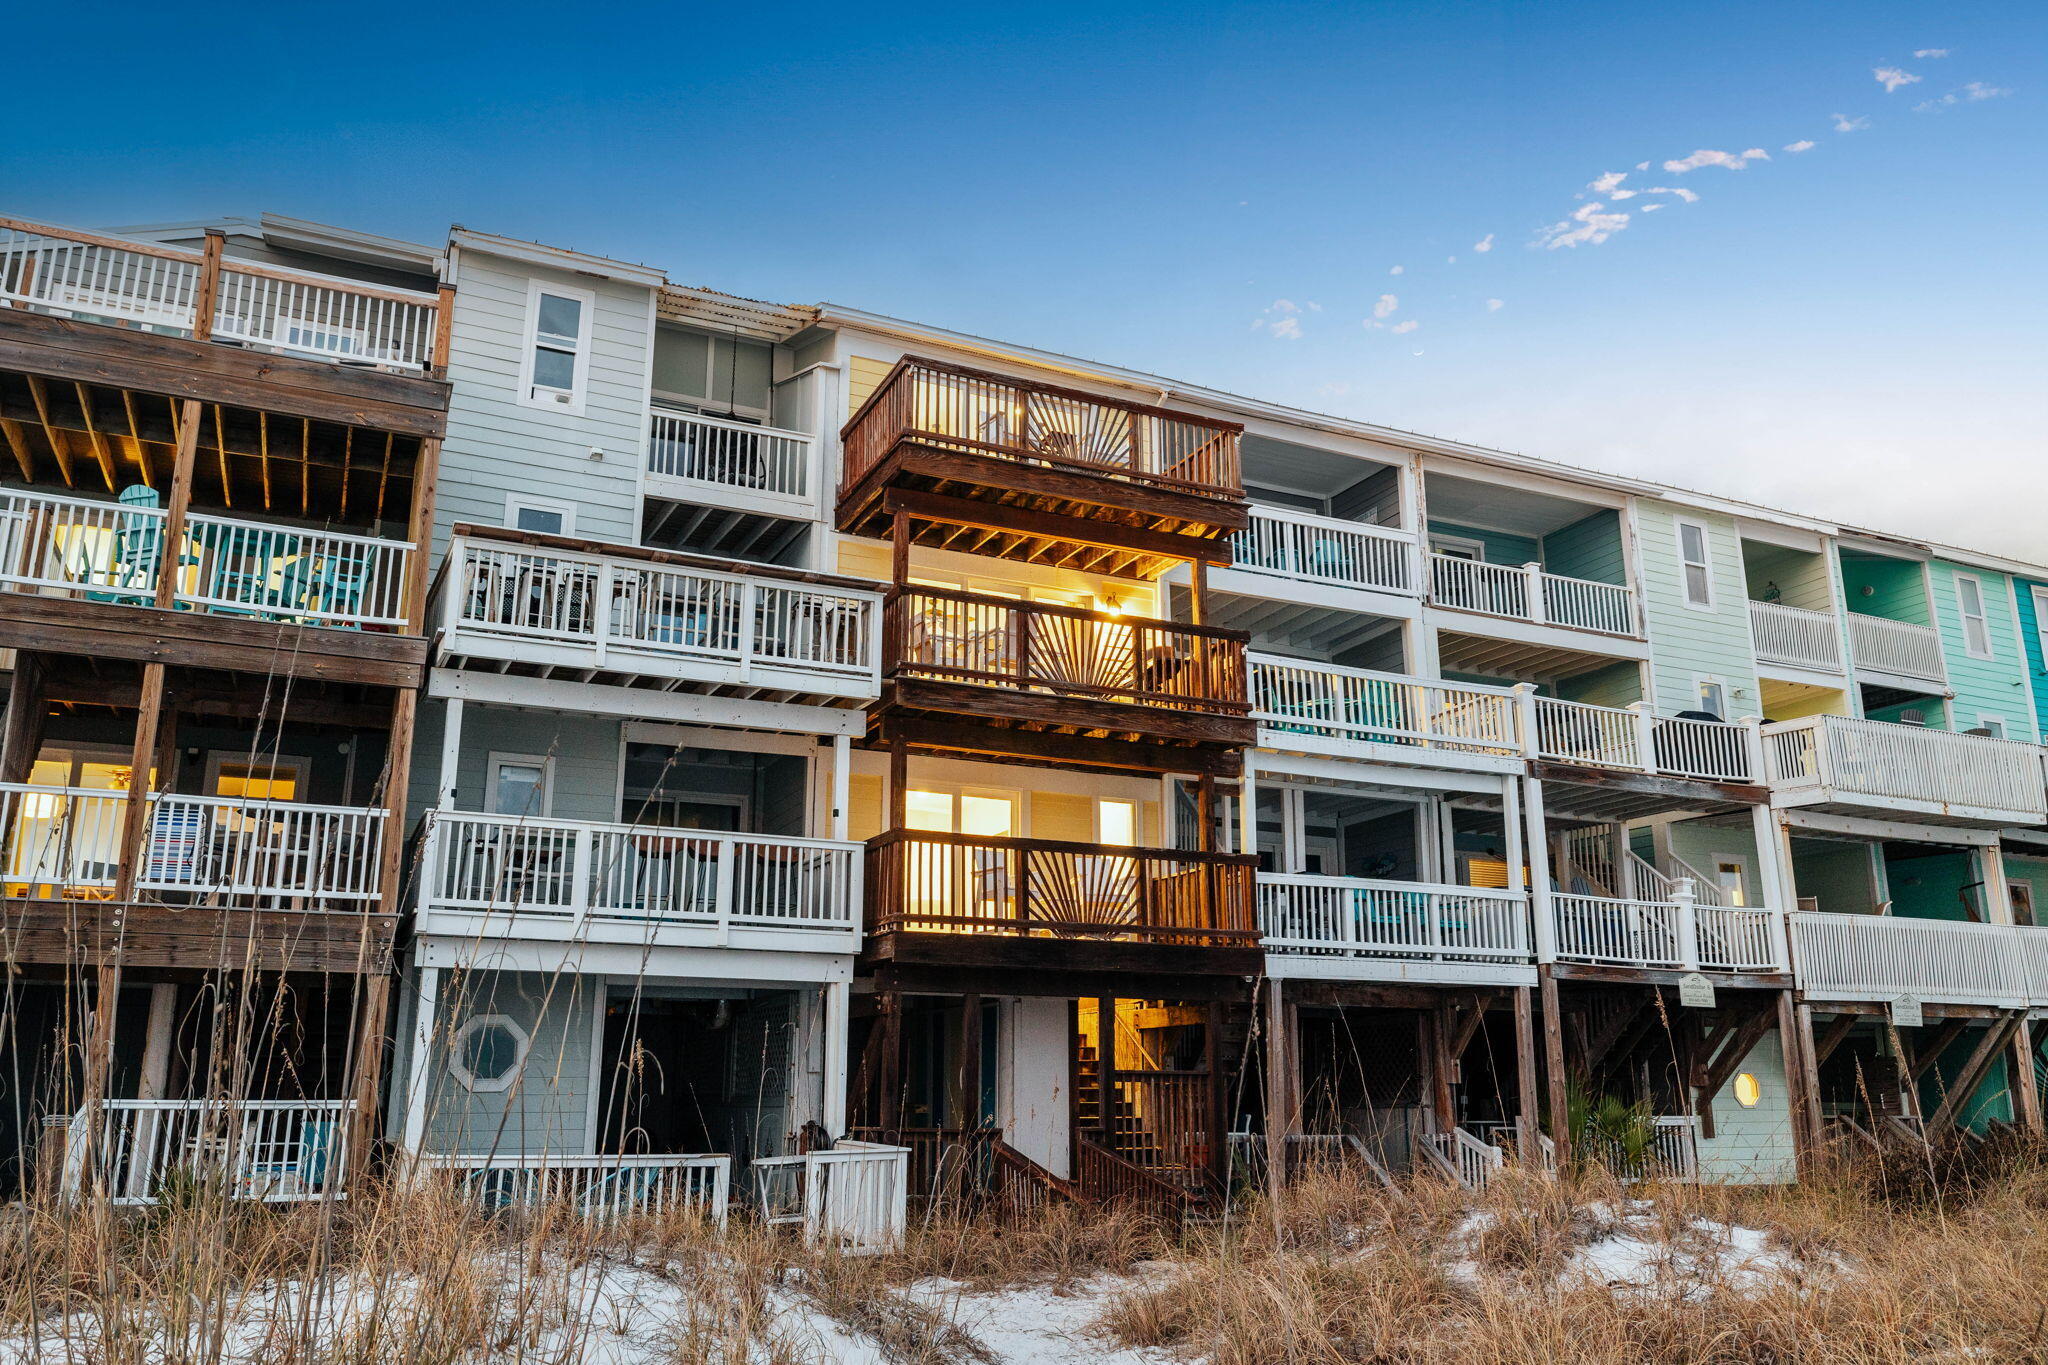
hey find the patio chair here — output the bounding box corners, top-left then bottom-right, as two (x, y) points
(93, 485), (192, 601)
(279, 549), (372, 628)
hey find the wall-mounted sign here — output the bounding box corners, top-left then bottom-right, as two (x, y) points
(1678, 973), (1716, 1009)
(1891, 994), (1924, 1030)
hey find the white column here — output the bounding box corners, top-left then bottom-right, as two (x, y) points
(400, 965), (440, 1157)
(437, 696), (464, 808)
(1439, 801), (1459, 883)
(1501, 777), (1526, 895)
(821, 979), (850, 1136)
(1673, 878), (1701, 971)
(1524, 777), (1558, 962)
(1523, 563), (1547, 624)
(1979, 843), (2015, 926)
(831, 734), (851, 842)
(137, 983), (177, 1100)
(1626, 700), (1657, 774)
(1415, 800), (1440, 882)
(1285, 786), (1308, 872)
(1238, 752), (1258, 856)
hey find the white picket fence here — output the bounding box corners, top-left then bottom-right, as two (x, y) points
(421, 1153), (732, 1224)
(1230, 506), (1420, 596)
(64, 1100), (354, 1204)
(753, 1141), (910, 1253)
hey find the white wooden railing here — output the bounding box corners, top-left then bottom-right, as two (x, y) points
(1421, 1124), (1506, 1189)
(66, 1099), (354, 1204)
(445, 537), (881, 686)
(1587, 1117), (1698, 1183)
(753, 1141), (909, 1253)
(1529, 696), (1755, 783)
(1428, 554), (1639, 636)
(1259, 875), (1531, 965)
(1231, 506), (1420, 596)
(420, 1153), (731, 1224)
(1250, 655), (1520, 756)
(0, 488), (415, 630)
(1789, 911), (2037, 1008)
(2, 785), (386, 901)
(1762, 714), (2048, 821)
(425, 811), (861, 945)
(1550, 882), (1786, 973)
(1748, 600), (1844, 673)
(646, 409), (814, 502)
(1847, 613), (1945, 683)
(2, 216), (441, 371)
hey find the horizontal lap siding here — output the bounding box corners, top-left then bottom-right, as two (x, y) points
(419, 969), (601, 1158)
(1929, 560), (2038, 741)
(1634, 500), (1760, 717)
(1427, 519), (1537, 566)
(2013, 578), (2048, 738)
(406, 706), (622, 824)
(1695, 1032), (1798, 1184)
(438, 254), (654, 549)
(1541, 509), (1625, 585)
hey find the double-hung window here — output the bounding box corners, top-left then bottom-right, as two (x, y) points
(521, 282), (594, 411)
(1677, 521), (1713, 608)
(1955, 573), (1993, 658)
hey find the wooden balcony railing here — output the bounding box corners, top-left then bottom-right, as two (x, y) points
(842, 357), (1242, 501)
(1, 216), (447, 373)
(866, 830), (1257, 946)
(888, 588), (1248, 716)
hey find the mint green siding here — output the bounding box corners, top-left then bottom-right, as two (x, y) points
(1632, 500), (1761, 718)
(1840, 553), (1930, 626)
(1928, 560), (2038, 741)
(1665, 820), (1765, 907)
(1555, 661), (1643, 707)
(1696, 1032), (1798, 1183)
(1542, 509), (1626, 585)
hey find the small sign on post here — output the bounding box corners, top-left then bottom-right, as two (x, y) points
(1891, 994), (1924, 1030)
(1678, 972), (1716, 1009)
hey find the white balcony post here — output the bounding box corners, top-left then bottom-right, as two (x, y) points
(400, 964), (439, 1158)
(822, 979), (850, 1136)
(1749, 802), (1792, 969)
(713, 834), (738, 946)
(1501, 775), (1526, 896)
(1738, 715), (1766, 786)
(1512, 683), (1540, 760)
(831, 734), (851, 842)
(1672, 877), (1701, 972)
(1626, 701), (1657, 773)
(1238, 751), (1258, 856)
(1524, 776), (1558, 963)
(568, 827), (594, 929)
(1523, 563), (1546, 624)
(737, 578), (760, 683)
(437, 696), (464, 808)
(591, 560), (614, 668)
(1978, 843), (2015, 926)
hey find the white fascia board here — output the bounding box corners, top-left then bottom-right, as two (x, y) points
(450, 227), (667, 288)
(429, 669), (868, 736)
(411, 935), (853, 983)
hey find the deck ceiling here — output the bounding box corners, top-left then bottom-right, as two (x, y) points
(1180, 583), (1405, 661)
(0, 369), (422, 526)
(1435, 629), (1633, 683)
(18, 655), (401, 729)
(1424, 473), (1605, 538)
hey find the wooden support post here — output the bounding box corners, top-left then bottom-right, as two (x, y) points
(1429, 1002), (1458, 1133)
(957, 993), (983, 1128)
(191, 230), (225, 342)
(877, 993), (904, 1130)
(1776, 990), (1815, 1170)
(430, 284), (456, 377)
(890, 509), (910, 587)
(1513, 985), (1541, 1160)
(888, 736), (908, 830)
(402, 437), (443, 634)
(1263, 979), (1288, 1184)
(2012, 1017), (2043, 1136)
(1188, 558), (1207, 626)
(1205, 998), (1228, 1190)
(0, 652), (48, 784)
(1539, 969), (1571, 1166)
(1196, 773), (1216, 853)
(1793, 1002), (1826, 1155)
(152, 401), (203, 612)
(1928, 1014), (2023, 1138)
(1096, 995), (1117, 1150)
(348, 977), (393, 1167)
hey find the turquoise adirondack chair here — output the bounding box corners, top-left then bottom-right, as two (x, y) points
(279, 549), (371, 628)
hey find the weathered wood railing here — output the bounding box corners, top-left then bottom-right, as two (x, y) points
(1074, 1132), (1205, 1221)
(842, 356), (1243, 500)
(865, 830), (1258, 945)
(1, 215), (446, 372)
(889, 587), (1248, 715)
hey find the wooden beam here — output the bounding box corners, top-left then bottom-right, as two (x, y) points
(1539, 970), (1571, 1166)
(2012, 1019), (2043, 1136)
(71, 382), (117, 490)
(22, 375), (71, 486)
(1906, 1019), (1971, 1083)
(1513, 985), (1541, 1162)
(154, 400), (202, 611)
(1792, 1002), (1826, 1156)
(877, 485), (1238, 567)
(1927, 1014), (2023, 1138)
(0, 415), (35, 479)
(880, 713), (1245, 777)
(1811, 1014), (1859, 1067)
(403, 437), (442, 632)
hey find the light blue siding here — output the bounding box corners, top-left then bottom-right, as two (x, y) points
(1928, 560), (2037, 741)
(418, 969), (603, 1157)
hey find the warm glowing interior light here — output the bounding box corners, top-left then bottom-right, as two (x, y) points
(1098, 799), (1137, 847)
(1732, 1072), (1761, 1108)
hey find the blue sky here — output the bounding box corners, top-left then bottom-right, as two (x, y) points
(7, 1), (2042, 554)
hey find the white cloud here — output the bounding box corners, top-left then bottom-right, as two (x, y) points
(1589, 170), (1629, 194)
(1266, 315), (1301, 340)
(1914, 48), (1950, 58)
(1485, 298), (1504, 312)
(1832, 113), (1870, 132)
(1635, 161), (1650, 171)
(1373, 294), (1399, 319)
(1473, 233), (1495, 253)
(1874, 66), (1922, 93)
(1268, 299), (1300, 314)
(1641, 203), (1666, 212)
(1446, 255), (1457, 263)
(1784, 139), (1816, 152)
(1389, 265), (1404, 276)
(1655, 186), (1701, 204)
(1964, 81), (2012, 100)
(1307, 301), (1323, 312)
(1608, 188), (1638, 200)
(1538, 202), (1631, 249)
(1662, 148), (1770, 174)
(1390, 319), (1419, 334)
(1253, 300), (1304, 338)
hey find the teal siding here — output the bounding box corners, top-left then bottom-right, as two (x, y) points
(1555, 660), (1643, 708)
(1633, 500), (1761, 718)
(1928, 560), (2037, 741)
(1840, 554), (1930, 627)
(1427, 520), (1537, 566)
(1541, 509), (1626, 585)
(2014, 578), (2048, 738)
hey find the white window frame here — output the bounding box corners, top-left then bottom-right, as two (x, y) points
(448, 1014), (531, 1093)
(1693, 676), (1729, 721)
(1708, 852), (1752, 908)
(202, 752), (311, 802)
(504, 494), (577, 538)
(487, 752), (555, 818)
(1976, 714), (2008, 740)
(1955, 572), (1994, 659)
(517, 280), (595, 415)
(2030, 586), (2048, 671)
(1676, 519), (1715, 610)
(1429, 533), (1487, 561)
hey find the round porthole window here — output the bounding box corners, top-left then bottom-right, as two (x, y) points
(1732, 1072), (1762, 1109)
(449, 1014), (530, 1093)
